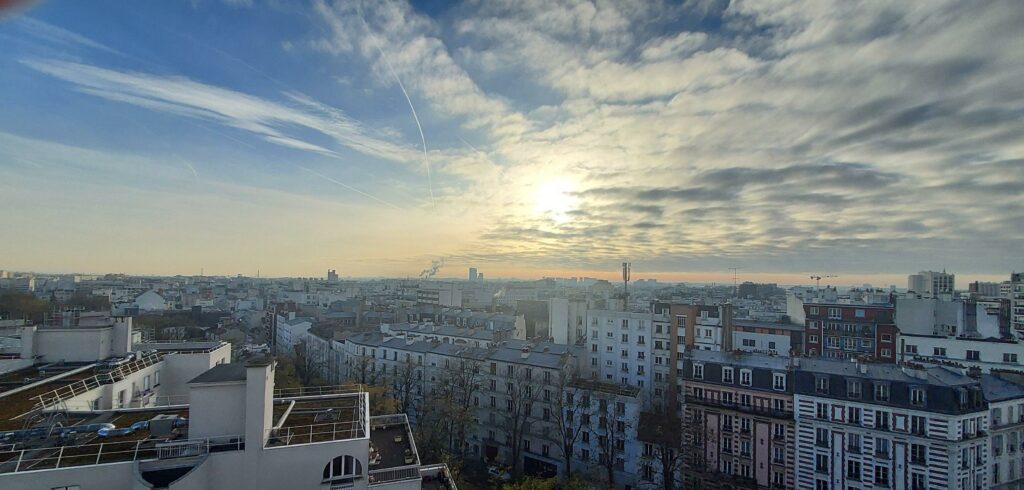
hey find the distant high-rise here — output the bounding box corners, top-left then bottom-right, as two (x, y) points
(1012, 273), (1024, 332)
(326, 269), (338, 282)
(907, 270), (954, 297)
(468, 267), (477, 281)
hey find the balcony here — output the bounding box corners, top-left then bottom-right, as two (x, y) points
(684, 395), (793, 419)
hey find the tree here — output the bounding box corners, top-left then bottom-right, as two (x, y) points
(388, 358), (421, 416)
(349, 351), (380, 386)
(434, 356), (483, 459)
(595, 393), (631, 486)
(549, 367), (589, 480)
(291, 340), (327, 386)
(638, 412), (686, 490)
(502, 365), (541, 478)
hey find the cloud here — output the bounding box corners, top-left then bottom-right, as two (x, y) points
(21, 58), (419, 163)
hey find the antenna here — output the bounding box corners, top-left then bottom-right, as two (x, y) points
(622, 262), (631, 311)
(729, 267), (739, 297)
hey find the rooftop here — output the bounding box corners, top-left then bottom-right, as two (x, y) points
(189, 363), (247, 384)
(688, 349), (791, 371)
(797, 358), (976, 386)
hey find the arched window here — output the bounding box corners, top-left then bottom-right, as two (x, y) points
(323, 455), (363, 483)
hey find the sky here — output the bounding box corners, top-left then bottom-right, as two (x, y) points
(0, 0), (1021, 285)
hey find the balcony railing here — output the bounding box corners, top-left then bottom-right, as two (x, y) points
(274, 384), (364, 398)
(0, 435), (243, 474)
(369, 466), (421, 486)
(684, 395), (793, 419)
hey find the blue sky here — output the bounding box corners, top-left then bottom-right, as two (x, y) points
(0, 0), (1022, 283)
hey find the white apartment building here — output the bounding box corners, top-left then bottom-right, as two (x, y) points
(0, 356), (450, 490)
(901, 336), (1024, 373)
(1012, 273), (1024, 332)
(275, 313), (314, 352)
(907, 271), (956, 298)
(340, 332), (644, 488)
(583, 309), (670, 410)
(794, 359), (989, 490)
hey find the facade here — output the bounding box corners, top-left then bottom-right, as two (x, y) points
(982, 374), (1024, 489)
(340, 332), (645, 488)
(907, 271), (956, 298)
(733, 319), (804, 357)
(1013, 273), (1024, 332)
(901, 336), (1024, 373)
(681, 350), (796, 489)
(804, 304), (897, 363)
(793, 359), (989, 490)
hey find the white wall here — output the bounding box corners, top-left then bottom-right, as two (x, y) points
(35, 327), (114, 363)
(189, 382), (247, 439)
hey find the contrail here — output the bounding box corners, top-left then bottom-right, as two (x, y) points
(357, 11), (435, 208)
(299, 165), (402, 210)
(184, 161), (200, 180)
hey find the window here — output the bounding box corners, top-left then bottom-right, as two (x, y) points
(768, 341), (776, 349)
(874, 465), (889, 485)
(816, 403), (828, 419)
(809, 334), (819, 343)
(637, 335), (645, 345)
(772, 373), (786, 391)
(855, 308), (865, 318)
(881, 348), (892, 357)
(848, 433), (861, 453)
(847, 380), (861, 398)
(905, 344), (918, 354)
(815, 454), (829, 473)
(848, 460), (861, 480)
(849, 406), (862, 425)
(967, 350), (980, 361)
(773, 446), (785, 463)
(739, 369), (752, 386)
(881, 334), (892, 342)
(911, 443), (926, 465)
(740, 417), (751, 433)
(693, 364), (703, 379)
(742, 338), (755, 347)
(910, 387), (925, 406)
(874, 383), (890, 402)
(809, 306), (819, 315)
(153, 370), (161, 387)
(323, 455), (363, 483)
(875, 437), (890, 457)
(621, 334), (628, 343)
(828, 307), (841, 319)
(876, 410), (890, 430)
(911, 415), (927, 435)
(723, 367), (734, 383)
(934, 347), (947, 356)
(815, 376), (829, 394)
(1005, 353), (1019, 363)
(741, 439), (751, 456)
(815, 427), (829, 447)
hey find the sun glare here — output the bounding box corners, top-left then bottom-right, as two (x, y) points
(533, 178), (577, 223)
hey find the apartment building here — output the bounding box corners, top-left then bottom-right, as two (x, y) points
(804, 303), (897, 363)
(733, 319), (804, 357)
(907, 271), (956, 298)
(794, 359), (989, 490)
(1012, 273), (1024, 332)
(982, 374), (1024, 489)
(341, 332), (644, 488)
(681, 350), (796, 489)
(583, 310), (665, 401)
(0, 356), (450, 490)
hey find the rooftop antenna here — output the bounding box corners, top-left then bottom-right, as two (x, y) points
(622, 262), (631, 311)
(729, 267), (739, 297)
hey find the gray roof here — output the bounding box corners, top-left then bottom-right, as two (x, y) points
(688, 349), (791, 370)
(797, 358), (975, 387)
(189, 363), (247, 384)
(982, 374), (1024, 402)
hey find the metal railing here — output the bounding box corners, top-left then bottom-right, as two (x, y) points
(0, 435), (243, 474)
(368, 467), (421, 485)
(33, 353), (165, 411)
(267, 420), (365, 447)
(274, 384), (364, 398)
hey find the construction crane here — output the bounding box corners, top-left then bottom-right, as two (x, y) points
(810, 275), (839, 290)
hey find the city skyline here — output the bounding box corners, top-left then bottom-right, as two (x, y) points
(2, 0), (1023, 281)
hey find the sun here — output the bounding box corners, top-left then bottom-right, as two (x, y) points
(533, 178), (578, 223)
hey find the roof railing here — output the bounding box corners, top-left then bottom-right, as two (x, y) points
(0, 435), (243, 474)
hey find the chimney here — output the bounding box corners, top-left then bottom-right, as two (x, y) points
(967, 366), (982, 379)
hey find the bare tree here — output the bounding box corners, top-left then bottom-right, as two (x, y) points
(638, 412), (686, 490)
(502, 365), (541, 478)
(292, 340), (327, 386)
(349, 352), (380, 385)
(435, 356), (483, 459)
(388, 358), (421, 415)
(549, 367), (589, 479)
(595, 393), (631, 486)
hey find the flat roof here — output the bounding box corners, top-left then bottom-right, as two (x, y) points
(189, 363), (246, 384)
(688, 349), (791, 370)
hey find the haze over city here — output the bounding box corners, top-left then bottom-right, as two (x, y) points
(1, 0), (1021, 283)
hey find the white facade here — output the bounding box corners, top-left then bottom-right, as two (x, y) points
(901, 335), (1024, 373)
